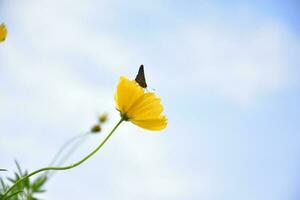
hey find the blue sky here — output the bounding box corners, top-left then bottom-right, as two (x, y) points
(0, 0), (300, 199)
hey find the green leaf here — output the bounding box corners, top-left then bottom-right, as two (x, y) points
(32, 175), (47, 193)
(0, 178), (8, 190)
(14, 160), (22, 176)
(1, 190), (23, 200)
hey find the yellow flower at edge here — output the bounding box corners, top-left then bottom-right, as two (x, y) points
(115, 76), (167, 131)
(0, 23), (7, 42)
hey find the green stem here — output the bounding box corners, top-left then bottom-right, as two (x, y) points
(1, 118), (124, 199)
(44, 132), (89, 178)
(47, 133), (89, 179)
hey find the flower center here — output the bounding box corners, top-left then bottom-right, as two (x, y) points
(120, 112), (130, 121)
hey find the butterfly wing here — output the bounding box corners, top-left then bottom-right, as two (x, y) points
(135, 65), (147, 88)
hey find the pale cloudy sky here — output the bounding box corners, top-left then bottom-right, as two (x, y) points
(1, 0), (300, 200)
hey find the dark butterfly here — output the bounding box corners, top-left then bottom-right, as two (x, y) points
(135, 65), (147, 88)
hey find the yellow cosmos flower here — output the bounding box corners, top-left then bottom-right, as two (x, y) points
(0, 23), (7, 42)
(115, 76), (167, 131)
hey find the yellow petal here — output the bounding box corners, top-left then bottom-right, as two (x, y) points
(132, 116), (167, 131)
(126, 93), (154, 115)
(0, 23), (7, 42)
(115, 76), (144, 113)
(131, 101), (163, 120)
(127, 93), (160, 117)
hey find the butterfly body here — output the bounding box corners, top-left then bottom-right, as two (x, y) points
(135, 65), (147, 88)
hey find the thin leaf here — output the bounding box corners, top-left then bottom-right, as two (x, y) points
(2, 190), (23, 200)
(32, 175), (47, 193)
(14, 160), (22, 176)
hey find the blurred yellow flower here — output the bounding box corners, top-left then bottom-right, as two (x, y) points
(0, 23), (7, 42)
(115, 76), (167, 131)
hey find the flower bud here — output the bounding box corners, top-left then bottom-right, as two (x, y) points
(98, 113), (108, 123)
(90, 124), (101, 133)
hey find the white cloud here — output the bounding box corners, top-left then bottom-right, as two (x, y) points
(144, 21), (298, 106)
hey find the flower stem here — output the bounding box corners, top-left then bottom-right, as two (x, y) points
(1, 118), (124, 199)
